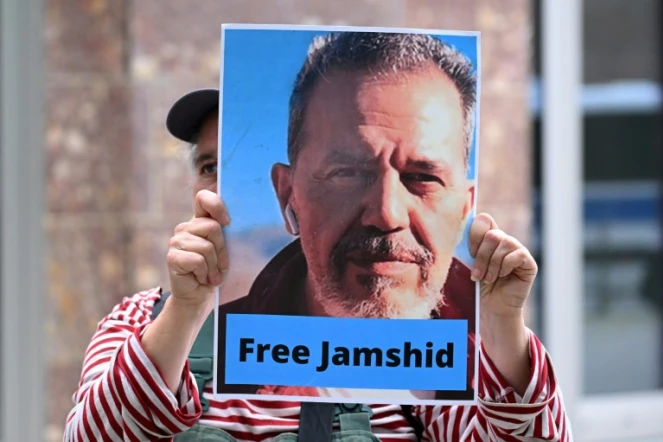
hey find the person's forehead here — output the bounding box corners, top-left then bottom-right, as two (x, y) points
(304, 68), (464, 149)
(305, 68), (464, 132)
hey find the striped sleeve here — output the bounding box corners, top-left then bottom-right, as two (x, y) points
(417, 330), (572, 441)
(63, 288), (202, 442)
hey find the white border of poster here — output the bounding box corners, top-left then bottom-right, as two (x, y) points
(213, 23), (481, 406)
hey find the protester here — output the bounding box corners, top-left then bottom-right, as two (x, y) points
(64, 32), (571, 441)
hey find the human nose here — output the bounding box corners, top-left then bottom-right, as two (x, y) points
(360, 172), (410, 232)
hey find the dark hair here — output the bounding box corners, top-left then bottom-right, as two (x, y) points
(287, 31), (477, 166)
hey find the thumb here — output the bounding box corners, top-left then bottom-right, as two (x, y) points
(194, 190), (230, 226)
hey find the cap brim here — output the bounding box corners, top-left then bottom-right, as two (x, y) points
(166, 88), (220, 143)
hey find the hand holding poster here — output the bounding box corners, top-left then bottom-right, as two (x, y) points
(214, 24), (480, 405)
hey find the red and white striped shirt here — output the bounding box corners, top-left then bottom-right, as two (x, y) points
(64, 288), (571, 441)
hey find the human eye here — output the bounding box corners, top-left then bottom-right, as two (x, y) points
(402, 172), (445, 187)
(199, 161), (218, 176)
(401, 173), (447, 196)
(330, 167), (363, 178)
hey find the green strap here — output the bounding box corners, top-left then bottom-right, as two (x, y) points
(339, 412), (372, 433)
(335, 404), (373, 432)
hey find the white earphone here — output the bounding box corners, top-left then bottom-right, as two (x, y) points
(284, 203), (300, 236)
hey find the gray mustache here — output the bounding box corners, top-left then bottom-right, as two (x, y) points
(331, 231), (434, 271)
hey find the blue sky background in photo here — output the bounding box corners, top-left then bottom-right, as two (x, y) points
(219, 27), (479, 266)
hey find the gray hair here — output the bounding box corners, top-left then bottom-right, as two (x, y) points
(287, 32), (477, 167)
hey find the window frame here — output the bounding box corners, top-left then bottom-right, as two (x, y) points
(0, 0), (46, 440)
(540, 0), (663, 440)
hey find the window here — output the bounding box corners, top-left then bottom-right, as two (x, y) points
(534, 0), (663, 439)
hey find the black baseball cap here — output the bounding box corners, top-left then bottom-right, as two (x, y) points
(166, 88), (220, 143)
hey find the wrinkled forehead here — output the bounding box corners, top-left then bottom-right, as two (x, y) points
(302, 68), (466, 164)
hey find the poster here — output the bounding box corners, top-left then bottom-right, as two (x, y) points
(214, 24), (481, 406)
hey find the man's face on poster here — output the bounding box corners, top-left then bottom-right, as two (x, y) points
(275, 65), (474, 319)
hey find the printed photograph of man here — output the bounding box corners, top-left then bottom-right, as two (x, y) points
(166, 28), (480, 402)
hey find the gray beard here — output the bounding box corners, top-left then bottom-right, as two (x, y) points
(313, 273), (446, 319)
(308, 229), (443, 318)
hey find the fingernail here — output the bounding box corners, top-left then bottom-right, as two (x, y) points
(471, 268), (481, 281)
(212, 274), (223, 286)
